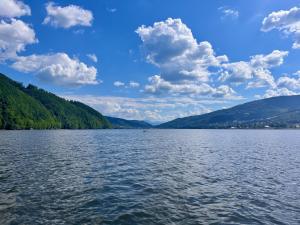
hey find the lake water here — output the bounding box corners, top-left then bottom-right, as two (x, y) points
(0, 130), (299, 225)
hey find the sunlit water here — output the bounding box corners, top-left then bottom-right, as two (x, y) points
(0, 130), (299, 225)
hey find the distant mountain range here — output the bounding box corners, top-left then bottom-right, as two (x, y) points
(158, 95), (300, 129)
(106, 116), (153, 129)
(2, 72), (300, 130)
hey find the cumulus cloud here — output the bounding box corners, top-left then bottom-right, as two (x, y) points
(253, 70), (300, 99)
(261, 7), (300, 49)
(136, 18), (237, 98)
(0, 2), (98, 87)
(0, 19), (37, 60)
(0, 0), (31, 18)
(113, 81), (125, 87)
(220, 50), (288, 88)
(43, 2), (93, 28)
(136, 18), (228, 82)
(136, 18), (292, 101)
(277, 76), (300, 90)
(250, 50), (288, 68)
(87, 53), (98, 63)
(212, 85), (237, 98)
(144, 75), (237, 98)
(255, 73), (300, 99)
(220, 61), (253, 83)
(145, 75), (210, 95)
(61, 95), (230, 123)
(219, 7), (239, 20)
(259, 88), (298, 98)
(11, 53), (98, 86)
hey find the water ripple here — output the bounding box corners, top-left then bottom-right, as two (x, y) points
(0, 130), (299, 224)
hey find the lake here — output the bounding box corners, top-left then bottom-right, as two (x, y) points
(0, 130), (299, 224)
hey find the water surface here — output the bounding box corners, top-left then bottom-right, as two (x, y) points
(0, 130), (299, 224)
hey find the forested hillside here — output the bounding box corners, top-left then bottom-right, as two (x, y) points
(158, 95), (300, 129)
(0, 73), (111, 129)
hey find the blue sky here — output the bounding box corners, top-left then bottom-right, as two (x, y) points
(1, 0), (300, 123)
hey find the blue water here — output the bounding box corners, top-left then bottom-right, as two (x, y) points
(0, 130), (299, 224)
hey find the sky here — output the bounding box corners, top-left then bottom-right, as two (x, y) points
(1, 0), (300, 123)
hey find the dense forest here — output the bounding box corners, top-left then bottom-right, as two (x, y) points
(0, 73), (111, 129)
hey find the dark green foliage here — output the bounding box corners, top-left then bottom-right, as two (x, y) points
(158, 95), (300, 129)
(24, 85), (111, 129)
(0, 73), (111, 129)
(106, 116), (153, 129)
(0, 74), (60, 129)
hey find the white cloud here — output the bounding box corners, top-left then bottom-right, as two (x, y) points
(220, 50), (288, 88)
(0, 19), (37, 60)
(212, 85), (237, 98)
(144, 75), (237, 98)
(0, 0), (31, 18)
(61, 95), (233, 123)
(129, 81), (140, 88)
(219, 7), (239, 20)
(0, 2), (98, 88)
(261, 7), (300, 49)
(246, 69), (275, 89)
(136, 18), (237, 98)
(250, 50), (288, 68)
(136, 18), (228, 82)
(43, 2), (93, 28)
(113, 81), (125, 87)
(145, 75), (210, 95)
(113, 81), (140, 88)
(220, 61), (253, 83)
(136, 18), (292, 101)
(277, 76), (300, 90)
(87, 53), (98, 63)
(260, 88), (298, 98)
(255, 73), (300, 99)
(12, 53), (98, 86)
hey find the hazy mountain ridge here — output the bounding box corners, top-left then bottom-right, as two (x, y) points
(106, 116), (153, 129)
(158, 95), (300, 129)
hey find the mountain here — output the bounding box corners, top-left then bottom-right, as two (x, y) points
(158, 95), (300, 129)
(0, 73), (111, 129)
(106, 116), (153, 129)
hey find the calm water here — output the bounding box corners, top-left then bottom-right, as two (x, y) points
(0, 130), (299, 225)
